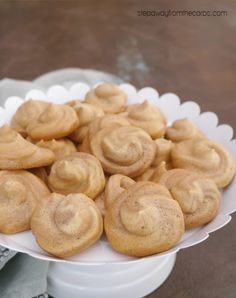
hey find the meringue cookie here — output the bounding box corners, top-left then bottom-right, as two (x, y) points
(0, 170), (50, 234)
(31, 193), (103, 257)
(0, 125), (55, 170)
(48, 152), (105, 199)
(105, 181), (184, 256)
(171, 139), (236, 188)
(85, 83), (127, 114)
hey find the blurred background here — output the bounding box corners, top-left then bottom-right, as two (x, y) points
(1, 1), (236, 128)
(0, 1), (236, 297)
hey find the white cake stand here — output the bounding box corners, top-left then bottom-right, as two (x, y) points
(47, 254), (176, 298)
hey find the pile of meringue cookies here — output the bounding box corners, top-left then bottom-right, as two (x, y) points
(0, 83), (235, 259)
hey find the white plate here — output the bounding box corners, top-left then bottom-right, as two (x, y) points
(0, 83), (235, 265)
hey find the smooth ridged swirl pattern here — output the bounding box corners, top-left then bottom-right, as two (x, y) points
(126, 100), (166, 138)
(90, 126), (156, 177)
(166, 118), (205, 142)
(36, 139), (77, 160)
(31, 193), (103, 258)
(85, 83), (127, 113)
(0, 125), (55, 169)
(79, 114), (130, 154)
(105, 181), (185, 256)
(0, 170), (50, 234)
(48, 152), (105, 199)
(69, 102), (104, 143)
(171, 139), (236, 188)
(11, 99), (49, 136)
(26, 103), (79, 140)
(159, 169), (221, 228)
(88, 114), (130, 139)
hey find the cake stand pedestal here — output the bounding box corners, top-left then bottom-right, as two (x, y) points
(47, 253), (176, 298)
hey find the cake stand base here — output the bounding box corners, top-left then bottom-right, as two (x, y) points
(47, 253), (176, 298)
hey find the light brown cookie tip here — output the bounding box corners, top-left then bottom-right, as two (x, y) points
(85, 83), (127, 114)
(166, 118), (205, 143)
(126, 100), (166, 138)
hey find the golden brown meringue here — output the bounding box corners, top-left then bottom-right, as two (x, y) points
(74, 102), (104, 125)
(69, 102), (104, 143)
(0, 125), (55, 169)
(105, 181), (184, 256)
(36, 138), (77, 160)
(136, 161), (168, 183)
(11, 100), (49, 136)
(159, 169), (221, 228)
(26, 103), (79, 140)
(136, 139), (174, 182)
(31, 193), (103, 257)
(88, 114), (130, 138)
(48, 152), (105, 199)
(166, 118), (205, 143)
(153, 138), (174, 167)
(85, 83), (127, 114)
(105, 174), (135, 208)
(90, 126), (156, 177)
(0, 170), (50, 234)
(125, 100), (166, 138)
(79, 114), (130, 154)
(171, 139), (236, 188)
